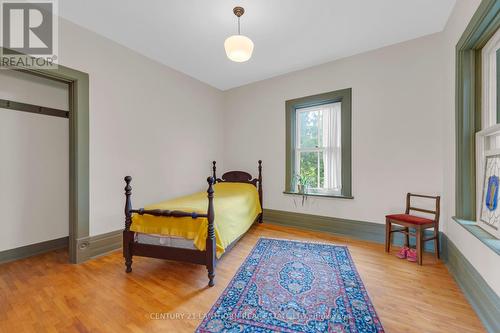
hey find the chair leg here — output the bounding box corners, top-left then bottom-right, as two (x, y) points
(434, 231), (440, 260)
(385, 220), (391, 253)
(416, 228), (423, 265)
(404, 227), (410, 247)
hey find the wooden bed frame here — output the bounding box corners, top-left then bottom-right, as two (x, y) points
(123, 160), (263, 287)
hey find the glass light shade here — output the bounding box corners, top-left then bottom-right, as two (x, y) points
(224, 35), (254, 62)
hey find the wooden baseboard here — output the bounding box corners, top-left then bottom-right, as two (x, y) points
(0, 231), (122, 265)
(0, 236), (69, 264)
(441, 234), (500, 333)
(263, 208), (439, 252)
(76, 230), (122, 263)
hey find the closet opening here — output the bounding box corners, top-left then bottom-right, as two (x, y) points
(0, 63), (89, 264)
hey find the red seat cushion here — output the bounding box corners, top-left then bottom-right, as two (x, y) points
(386, 214), (434, 225)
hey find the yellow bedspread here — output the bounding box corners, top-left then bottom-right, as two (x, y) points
(130, 182), (261, 257)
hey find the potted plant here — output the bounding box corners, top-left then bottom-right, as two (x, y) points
(294, 174), (310, 194)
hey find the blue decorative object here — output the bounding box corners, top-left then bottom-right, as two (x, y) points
(196, 238), (384, 333)
(485, 175), (499, 211)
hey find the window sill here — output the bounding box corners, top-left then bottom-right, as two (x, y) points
(452, 217), (500, 255)
(283, 191), (354, 199)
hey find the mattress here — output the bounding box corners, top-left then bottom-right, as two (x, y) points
(135, 233), (197, 249)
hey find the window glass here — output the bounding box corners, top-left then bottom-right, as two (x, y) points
(295, 102), (341, 193)
(298, 109), (321, 148)
(481, 27), (500, 127)
(298, 151), (325, 188)
(497, 49), (500, 122)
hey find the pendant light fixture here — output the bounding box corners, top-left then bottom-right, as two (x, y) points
(224, 6), (254, 62)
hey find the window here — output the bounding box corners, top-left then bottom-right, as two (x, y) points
(295, 103), (341, 194)
(455, 0), (500, 252)
(476, 27), (500, 238)
(285, 89), (352, 198)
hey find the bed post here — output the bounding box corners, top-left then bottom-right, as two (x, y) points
(212, 161), (217, 182)
(206, 176), (216, 287)
(258, 160), (263, 223)
(123, 176), (133, 273)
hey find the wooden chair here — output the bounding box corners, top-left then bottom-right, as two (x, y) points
(385, 193), (440, 265)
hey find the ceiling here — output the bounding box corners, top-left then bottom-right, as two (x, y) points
(59, 0), (456, 90)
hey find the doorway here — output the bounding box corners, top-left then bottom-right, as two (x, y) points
(0, 59), (89, 263)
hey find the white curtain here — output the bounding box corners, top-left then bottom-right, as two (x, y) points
(321, 103), (341, 192)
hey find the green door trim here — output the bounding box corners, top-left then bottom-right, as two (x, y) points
(1, 49), (90, 263)
(455, 0), (500, 220)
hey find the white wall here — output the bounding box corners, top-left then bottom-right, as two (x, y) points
(0, 70), (69, 251)
(57, 19), (225, 236)
(441, 0), (500, 296)
(223, 33), (445, 226)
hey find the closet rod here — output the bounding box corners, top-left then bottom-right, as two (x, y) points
(0, 98), (68, 118)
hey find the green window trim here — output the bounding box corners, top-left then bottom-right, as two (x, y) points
(455, 0), (500, 221)
(285, 88), (352, 198)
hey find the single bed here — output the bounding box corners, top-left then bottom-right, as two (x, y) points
(123, 160), (263, 287)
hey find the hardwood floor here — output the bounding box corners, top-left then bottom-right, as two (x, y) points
(0, 223), (486, 333)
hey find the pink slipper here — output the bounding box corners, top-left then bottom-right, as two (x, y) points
(407, 248), (417, 262)
(396, 246), (409, 259)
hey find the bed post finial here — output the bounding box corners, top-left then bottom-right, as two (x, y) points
(258, 160), (263, 223)
(206, 176), (216, 287)
(124, 176), (133, 273)
(212, 161), (217, 182)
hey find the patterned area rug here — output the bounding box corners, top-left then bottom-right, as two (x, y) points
(196, 238), (384, 333)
